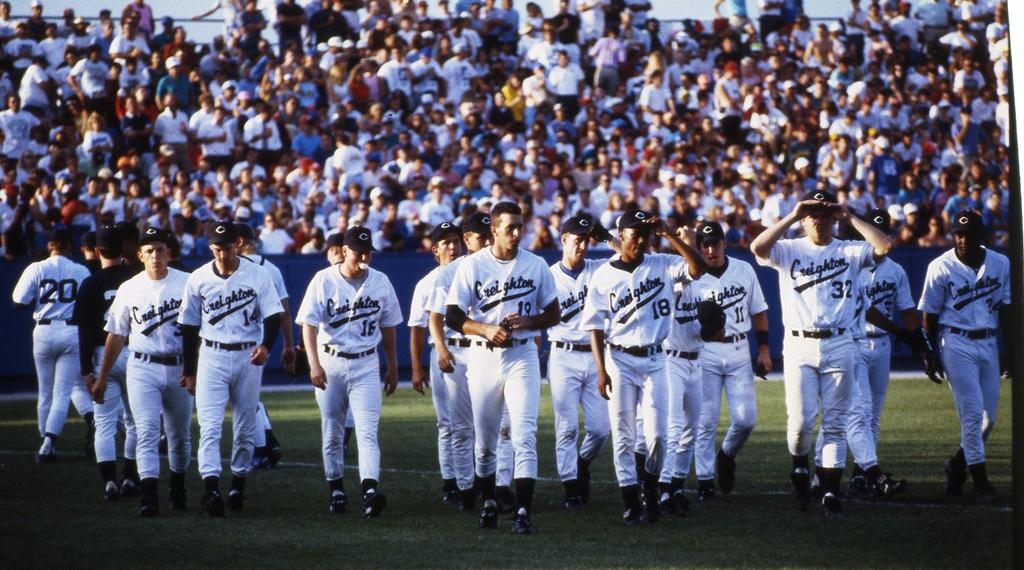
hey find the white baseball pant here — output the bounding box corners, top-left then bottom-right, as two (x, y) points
(316, 350), (382, 483)
(857, 336), (892, 445)
(783, 334), (855, 469)
(439, 344), (475, 491)
(92, 347), (136, 463)
(606, 348), (667, 487)
(33, 322), (93, 437)
(126, 354), (193, 479)
(497, 406), (514, 487)
(696, 341), (757, 480)
(660, 355), (701, 483)
(939, 332), (1000, 465)
(548, 347), (610, 481)
(253, 402), (273, 448)
(428, 346), (456, 481)
(466, 342), (540, 480)
(814, 340), (877, 470)
(195, 345), (263, 479)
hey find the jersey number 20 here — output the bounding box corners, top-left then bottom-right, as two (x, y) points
(39, 279), (78, 304)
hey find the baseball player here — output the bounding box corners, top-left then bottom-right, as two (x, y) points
(409, 221), (464, 506)
(178, 221), (284, 517)
(237, 224), (295, 469)
(689, 221), (771, 502)
(296, 227), (403, 517)
(546, 215), (618, 511)
(12, 227), (94, 462)
(919, 210), (1010, 500)
(749, 191), (891, 518)
(444, 202), (560, 534)
(74, 224), (140, 501)
(581, 210), (706, 525)
(98, 227), (194, 516)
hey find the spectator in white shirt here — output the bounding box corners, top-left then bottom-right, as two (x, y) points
(152, 93), (191, 172)
(546, 49), (584, 117)
(243, 100), (283, 166)
(259, 211), (295, 254)
(108, 20), (150, 67)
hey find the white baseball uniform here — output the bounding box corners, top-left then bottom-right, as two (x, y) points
(178, 259), (283, 479)
(692, 257), (767, 481)
(445, 247), (558, 482)
(756, 238), (875, 469)
(107, 268), (194, 480)
(581, 253), (689, 487)
(242, 254), (288, 452)
(296, 264), (403, 484)
(547, 259), (610, 483)
(919, 248), (1010, 466)
(12, 255), (94, 441)
(659, 283), (703, 485)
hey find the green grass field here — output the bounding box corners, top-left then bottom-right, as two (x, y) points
(0, 379), (1012, 569)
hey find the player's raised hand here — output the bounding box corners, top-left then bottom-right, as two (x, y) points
(828, 202), (851, 220)
(281, 346), (296, 375)
(411, 366), (427, 394)
(181, 375), (197, 395)
(793, 199), (824, 219)
(437, 347), (456, 373)
(597, 371), (612, 400)
(309, 363), (327, 390)
(383, 366), (398, 396)
(250, 344), (269, 366)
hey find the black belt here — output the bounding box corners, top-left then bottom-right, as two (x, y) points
(472, 338), (530, 350)
(203, 339), (257, 351)
(445, 338), (472, 348)
(865, 333), (888, 339)
(36, 319), (69, 325)
(790, 328), (846, 339)
(133, 351), (183, 366)
(665, 349), (698, 360)
(608, 344), (663, 357)
(553, 341), (591, 352)
(946, 327), (996, 340)
(323, 345), (376, 359)
(709, 332), (746, 344)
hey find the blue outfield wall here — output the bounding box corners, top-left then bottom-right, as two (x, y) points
(0, 247), (949, 388)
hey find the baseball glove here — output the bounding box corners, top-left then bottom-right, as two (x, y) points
(902, 328), (944, 384)
(291, 344), (311, 378)
(697, 300), (727, 342)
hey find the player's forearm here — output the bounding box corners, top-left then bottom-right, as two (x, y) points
(261, 312), (282, 351)
(97, 334), (127, 382)
(752, 311), (770, 351)
(380, 326), (398, 369)
(866, 306), (901, 335)
(181, 323), (201, 376)
(301, 324), (321, 369)
(750, 211), (796, 259)
(663, 231), (707, 278)
(428, 312), (448, 347)
(900, 309), (921, 332)
(461, 318), (492, 339)
(921, 312), (939, 346)
(589, 329), (607, 374)
(526, 302), (560, 330)
(410, 326), (427, 374)
(849, 214), (892, 256)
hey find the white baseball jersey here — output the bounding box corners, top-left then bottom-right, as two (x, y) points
(12, 255), (90, 321)
(106, 268), (189, 355)
(756, 238), (875, 330)
(445, 248), (558, 341)
(426, 256), (467, 340)
(547, 259), (603, 344)
(243, 254), (288, 301)
(664, 281), (702, 352)
(295, 265), (403, 352)
(918, 248), (1010, 331)
(860, 257), (914, 336)
(408, 265), (442, 345)
(581, 253), (690, 346)
(178, 259), (283, 344)
(689, 257), (768, 337)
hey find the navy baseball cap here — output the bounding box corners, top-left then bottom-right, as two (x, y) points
(951, 210), (983, 236)
(696, 221), (725, 244)
(81, 230), (96, 249)
(462, 212), (492, 236)
(803, 190), (837, 204)
(865, 209), (891, 233)
(95, 224), (122, 250)
(235, 223), (256, 241)
(139, 226), (171, 247)
(325, 232), (344, 249)
(617, 209), (652, 231)
(430, 221), (461, 242)
(561, 215), (594, 237)
(207, 220), (237, 245)
(343, 226), (375, 253)
(48, 226), (72, 246)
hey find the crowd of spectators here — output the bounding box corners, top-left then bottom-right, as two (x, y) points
(0, 0), (1013, 260)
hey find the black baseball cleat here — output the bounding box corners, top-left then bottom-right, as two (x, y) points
(622, 507), (646, 526)
(577, 456), (592, 504)
(267, 445), (283, 468)
(139, 500), (159, 517)
(512, 508), (533, 535)
(202, 490), (225, 517)
(442, 489), (461, 507)
(791, 470), (811, 512)
(227, 489), (245, 512)
(672, 490), (690, 514)
(870, 473), (907, 500)
(495, 486), (516, 514)
(847, 475), (869, 498)
(974, 483), (998, 503)
(821, 492), (847, 520)
(329, 491), (348, 514)
(104, 481), (120, 502)
(696, 479), (716, 503)
(944, 458), (967, 496)
(716, 450), (736, 494)
(563, 495), (584, 512)
(36, 449), (57, 464)
(658, 492), (678, 517)
(362, 489), (387, 517)
(120, 478), (140, 498)
(479, 500), (498, 529)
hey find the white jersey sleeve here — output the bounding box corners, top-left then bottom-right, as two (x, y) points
(248, 255), (289, 301)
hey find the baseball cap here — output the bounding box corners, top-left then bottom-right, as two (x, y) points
(696, 221), (725, 244)
(865, 208), (891, 233)
(430, 221), (462, 243)
(793, 157), (810, 170)
(325, 232), (345, 249)
(48, 226), (72, 246)
(235, 223), (256, 241)
(803, 190), (837, 204)
(95, 224), (122, 250)
(951, 210), (983, 236)
(874, 136), (890, 150)
(343, 226), (376, 253)
(207, 220), (237, 245)
(165, 57), (181, 70)
(462, 212), (492, 236)
(139, 226), (171, 247)
(617, 209), (652, 231)
(561, 215), (594, 237)
(327, 36), (343, 48)
(81, 230), (96, 249)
